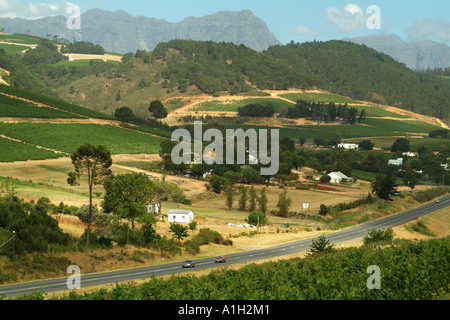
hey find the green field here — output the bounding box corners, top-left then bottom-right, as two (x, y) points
(0, 123), (165, 155)
(193, 98), (294, 112)
(0, 43), (29, 56)
(0, 34), (43, 45)
(0, 136), (61, 162)
(280, 92), (363, 105)
(364, 118), (443, 134)
(228, 124), (399, 141)
(0, 94), (84, 118)
(350, 105), (409, 119)
(367, 136), (450, 151)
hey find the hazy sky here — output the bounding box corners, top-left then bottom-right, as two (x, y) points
(1, 0), (449, 44)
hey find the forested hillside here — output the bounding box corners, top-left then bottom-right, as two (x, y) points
(153, 39), (449, 118)
(1, 38), (449, 120)
(266, 41), (450, 118)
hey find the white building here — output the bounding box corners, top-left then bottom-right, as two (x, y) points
(338, 143), (359, 150)
(146, 203), (160, 214)
(388, 158), (404, 166)
(328, 171), (353, 184)
(168, 209), (194, 223)
(402, 152), (416, 157)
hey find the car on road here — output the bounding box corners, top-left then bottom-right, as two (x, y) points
(215, 256), (227, 263)
(182, 260), (196, 268)
(436, 200), (440, 203)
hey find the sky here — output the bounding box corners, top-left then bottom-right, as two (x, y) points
(0, 0), (449, 45)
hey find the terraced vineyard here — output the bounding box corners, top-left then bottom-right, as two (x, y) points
(0, 94), (83, 118)
(280, 92), (363, 105)
(0, 136), (61, 162)
(193, 98), (294, 112)
(0, 123), (165, 156)
(0, 84), (115, 120)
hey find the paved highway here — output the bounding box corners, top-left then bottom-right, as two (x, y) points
(1, 195), (449, 298)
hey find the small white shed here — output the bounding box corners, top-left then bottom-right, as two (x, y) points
(146, 203), (160, 214)
(168, 209), (194, 223)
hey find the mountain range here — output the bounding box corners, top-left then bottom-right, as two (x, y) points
(0, 9), (281, 53)
(346, 34), (450, 71)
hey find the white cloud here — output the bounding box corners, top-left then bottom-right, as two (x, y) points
(408, 19), (450, 43)
(292, 25), (319, 36)
(0, 0), (73, 20)
(325, 3), (368, 33)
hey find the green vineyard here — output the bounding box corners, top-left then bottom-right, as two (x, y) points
(50, 237), (449, 300)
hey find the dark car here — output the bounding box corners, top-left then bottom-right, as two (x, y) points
(182, 260), (196, 268)
(215, 256), (227, 263)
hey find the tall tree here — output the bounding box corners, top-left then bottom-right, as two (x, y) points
(67, 144), (112, 249)
(371, 174), (399, 201)
(257, 187), (268, 214)
(238, 185), (248, 211)
(153, 182), (185, 215)
(224, 184), (234, 210)
(276, 189), (292, 217)
(103, 172), (155, 229)
(248, 186), (257, 212)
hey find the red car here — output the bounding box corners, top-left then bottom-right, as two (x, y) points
(215, 256), (227, 263)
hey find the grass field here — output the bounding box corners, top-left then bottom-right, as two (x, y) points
(0, 43), (29, 56)
(193, 98), (294, 112)
(280, 92), (363, 105)
(0, 34), (43, 45)
(0, 123), (165, 155)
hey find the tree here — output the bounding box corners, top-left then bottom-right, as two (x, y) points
(359, 140), (374, 151)
(169, 223), (189, 242)
(153, 182), (185, 215)
(257, 187), (268, 214)
(248, 186), (257, 212)
(403, 162), (419, 191)
(102, 172), (155, 229)
(371, 174), (399, 201)
(148, 100), (168, 121)
(76, 204), (112, 228)
(363, 228), (395, 245)
(362, 152), (379, 173)
(67, 144), (112, 249)
(308, 235), (334, 255)
(114, 106), (134, 123)
(245, 210), (269, 227)
(391, 138), (410, 153)
(329, 148), (352, 177)
(276, 189), (292, 217)
(238, 185), (248, 211)
(188, 220), (198, 235)
(319, 204), (329, 216)
(224, 184), (234, 210)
